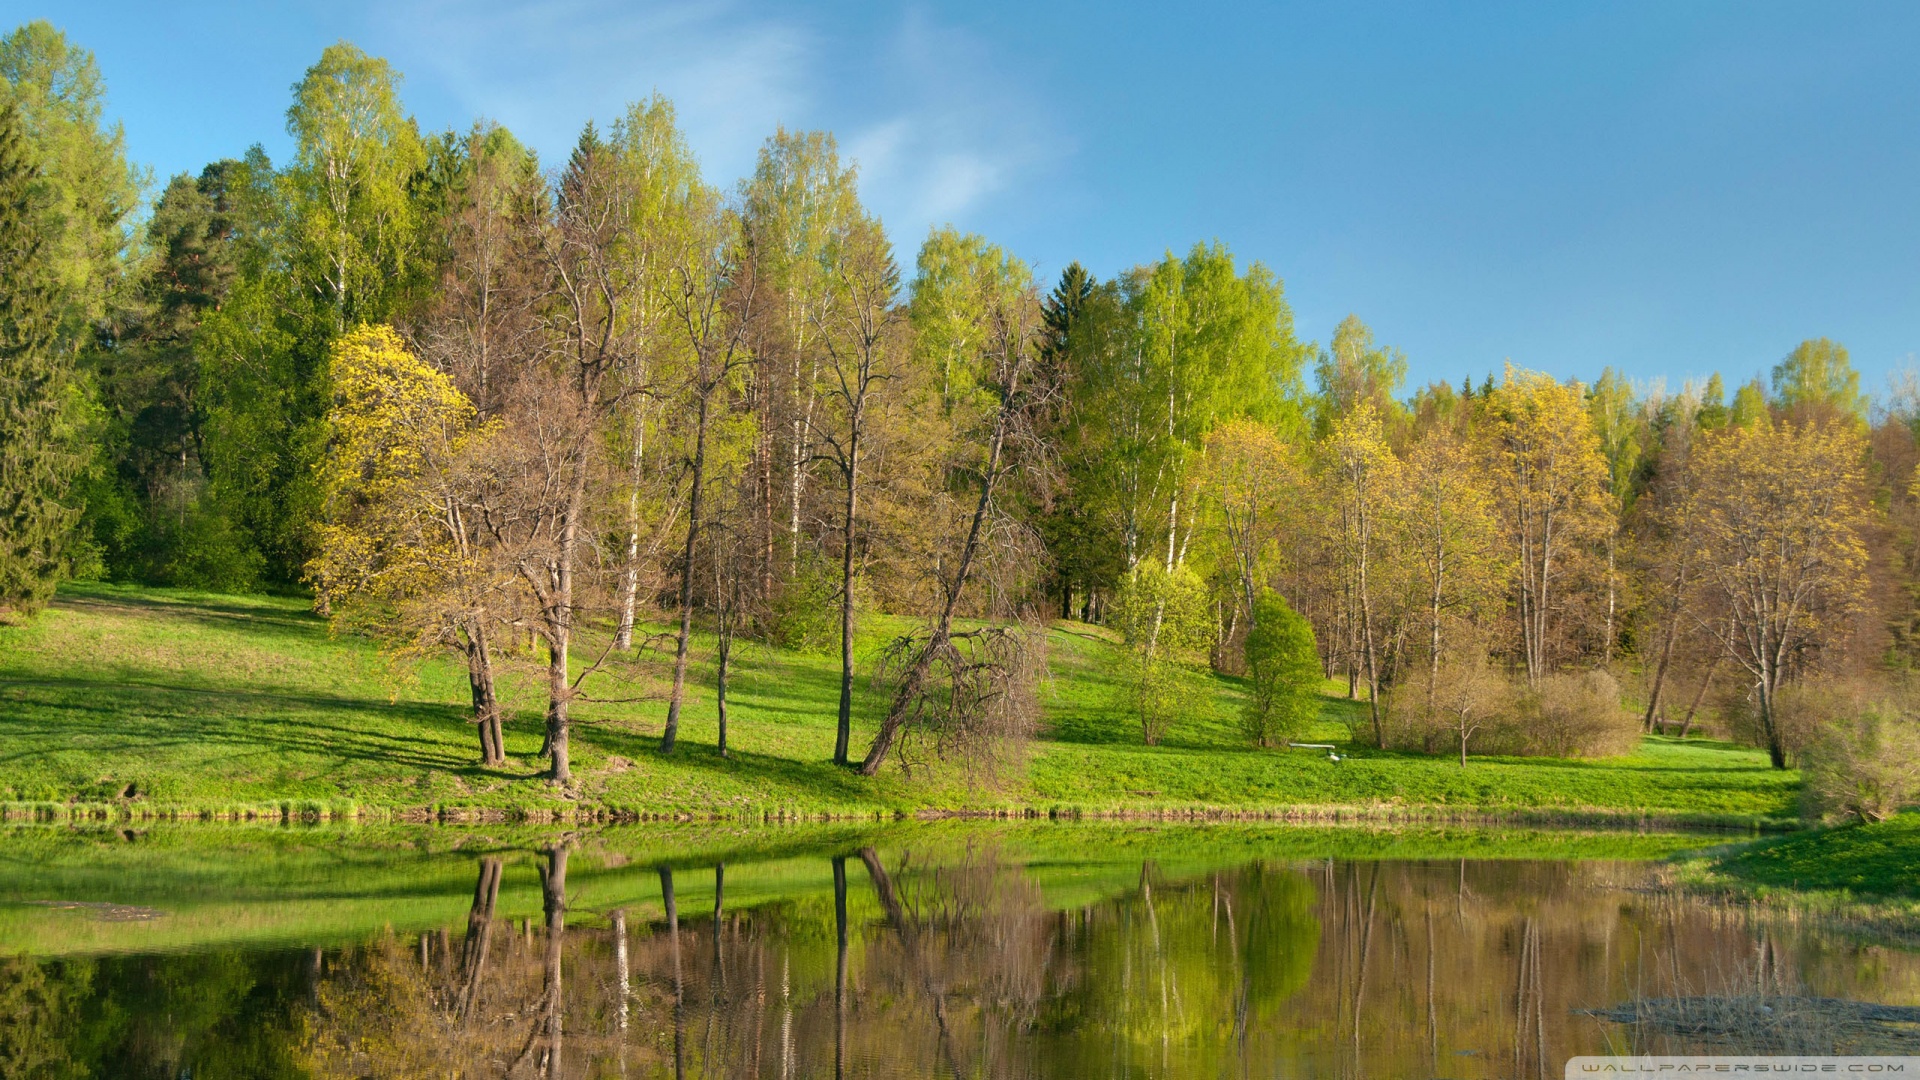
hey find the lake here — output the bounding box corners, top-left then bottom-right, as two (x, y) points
(0, 822), (1913, 1077)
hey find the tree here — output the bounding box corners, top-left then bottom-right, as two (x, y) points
(1772, 337), (1866, 426)
(1395, 432), (1503, 721)
(1318, 401), (1399, 746)
(0, 21), (141, 339)
(490, 123), (657, 784)
(659, 137), (757, 754)
(602, 99), (705, 653)
(1311, 313), (1406, 434)
(1485, 366), (1609, 682)
(1196, 417), (1299, 645)
(740, 129), (863, 600)
(309, 325), (507, 763)
(283, 42), (424, 329)
(1241, 590), (1320, 747)
(859, 230), (1053, 776)
(1032, 261), (1111, 617)
(1682, 418), (1870, 768)
(1432, 650), (1504, 766)
(1586, 367), (1643, 662)
(810, 209), (900, 766)
(0, 101), (81, 617)
(1110, 562), (1214, 745)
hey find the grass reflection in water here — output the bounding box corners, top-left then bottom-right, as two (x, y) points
(0, 823), (1915, 1077)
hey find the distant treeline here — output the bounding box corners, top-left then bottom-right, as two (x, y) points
(1, 23), (1911, 795)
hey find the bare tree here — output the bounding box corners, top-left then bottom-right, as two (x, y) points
(860, 283), (1055, 776)
(810, 216), (901, 766)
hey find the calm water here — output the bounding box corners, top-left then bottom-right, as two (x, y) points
(0, 824), (1915, 1078)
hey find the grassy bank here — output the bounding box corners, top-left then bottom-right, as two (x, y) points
(0, 584), (1800, 824)
(1680, 813), (1920, 899)
(0, 820), (1713, 956)
(1658, 814), (1920, 947)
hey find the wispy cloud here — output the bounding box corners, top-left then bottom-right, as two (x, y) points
(370, 1), (1062, 247)
(839, 11), (1060, 241)
(374, 0), (814, 184)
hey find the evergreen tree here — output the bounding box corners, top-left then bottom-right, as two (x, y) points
(0, 102), (80, 615)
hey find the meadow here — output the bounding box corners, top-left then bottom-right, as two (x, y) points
(0, 584), (1799, 826)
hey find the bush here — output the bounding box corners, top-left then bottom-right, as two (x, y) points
(1383, 666), (1635, 760)
(1799, 696), (1920, 824)
(1240, 590), (1320, 747)
(1524, 670), (1637, 758)
(1383, 653), (1508, 762)
(769, 552), (864, 655)
(1109, 564), (1214, 745)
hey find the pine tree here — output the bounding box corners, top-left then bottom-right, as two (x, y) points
(0, 102), (81, 616)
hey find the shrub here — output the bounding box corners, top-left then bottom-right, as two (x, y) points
(1240, 590), (1320, 747)
(1799, 692), (1920, 824)
(1383, 652), (1511, 762)
(1524, 670), (1637, 758)
(769, 552), (864, 655)
(1385, 666), (1635, 761)
(1109, 564), (1214, 745)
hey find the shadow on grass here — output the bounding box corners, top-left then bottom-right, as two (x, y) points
(0, 676), (521, 784)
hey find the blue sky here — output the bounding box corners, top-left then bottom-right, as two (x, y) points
(20, 1), (1920, 395)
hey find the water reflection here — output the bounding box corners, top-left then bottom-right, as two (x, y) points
(3, 830), (1917, 1077)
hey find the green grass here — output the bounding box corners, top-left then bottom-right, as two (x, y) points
(1700, 812), (1920, 898)
(0, 819), (1714, 956)
(0, 583), (1800, 824)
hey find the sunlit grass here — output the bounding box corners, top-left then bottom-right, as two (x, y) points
(0, 583), (1799, 822)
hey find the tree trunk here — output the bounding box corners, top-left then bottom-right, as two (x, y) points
(1641, 606), (1681, 732)
(614, 438), (643, 650)
(464, 620), (505, 765)
(832, 855), (849, 1080)
(1676, 656), (1717, 738)
(458, 856), (501, 1020)
(859, 396), (1009, 776)
(534, 846), (567, 1076)
(1758, 675), (1787, 769)
(716, 617), (732, 758)
(834, 432), (860, 766)
(663, 390), (713, 754)
(539, 460), (587, 785)
(661, 865), (685, 1080)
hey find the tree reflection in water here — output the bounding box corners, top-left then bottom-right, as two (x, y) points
(10, 843), (1916, 1077)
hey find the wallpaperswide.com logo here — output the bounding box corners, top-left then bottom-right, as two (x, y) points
(1569, 1059), (1920, 1076)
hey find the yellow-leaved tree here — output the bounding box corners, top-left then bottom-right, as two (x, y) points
(309, 325), (508, 764)
(1318, 401), (1399, 746)
(1393, 432), (1505, 723)
(1485, 367), (1609, 682)
(1682, 417), (1870, 768)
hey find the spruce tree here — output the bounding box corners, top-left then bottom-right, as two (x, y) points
(0, 102), (79, 616)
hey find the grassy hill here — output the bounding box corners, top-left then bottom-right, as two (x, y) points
(0, 584), (1800, 825)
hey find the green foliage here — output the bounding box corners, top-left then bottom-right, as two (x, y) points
(1240, 590), (1320, 747)
(1729, 376), (1769, 428)
(1771, 337), (1866, 423)
(0, 954), (88, 1079)
(771, 550), (860, 654)
(1109, 563), (1215, 745)
(1312, 313), (1406, 434)
(1800, 706), (1920, 824)
(283, 42), (424, 328)
(0, 21), (142, 338)
(0, 101), (83, 616)
(82, 161), (249, 583)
